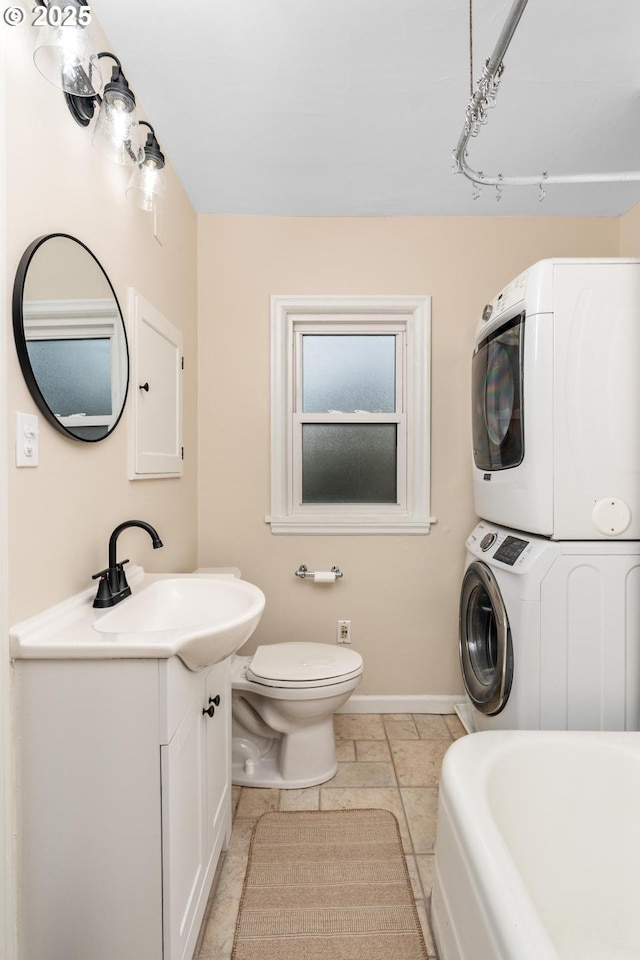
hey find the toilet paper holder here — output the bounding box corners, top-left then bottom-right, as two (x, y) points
(295, 564), (343, 581)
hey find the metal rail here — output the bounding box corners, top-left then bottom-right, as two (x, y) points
(452, 0), (640, 189)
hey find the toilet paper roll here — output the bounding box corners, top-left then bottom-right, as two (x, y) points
(313, 570), (336, 582)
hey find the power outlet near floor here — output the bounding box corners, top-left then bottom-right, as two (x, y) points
(336, 620), (351, 643)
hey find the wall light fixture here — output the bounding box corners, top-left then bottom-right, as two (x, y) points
(126, 122), (167, 212)
(33, 0), (101, 98)
(33, 3), (167, 212)
(66, 53), (143, 166)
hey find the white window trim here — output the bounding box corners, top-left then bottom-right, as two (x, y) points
(267, 295), (435, 535)
(22, 298), (126, 431)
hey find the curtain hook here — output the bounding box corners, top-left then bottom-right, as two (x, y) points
(472, 173), (484, 200)
(538, 172), (548, 202)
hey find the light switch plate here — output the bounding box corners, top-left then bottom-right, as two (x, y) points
(16, 412), (39, 467)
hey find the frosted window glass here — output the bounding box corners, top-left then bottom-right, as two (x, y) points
(27, 339), (112, 417)
(302, 336), (395, 412)
(302, 424), (397, 503)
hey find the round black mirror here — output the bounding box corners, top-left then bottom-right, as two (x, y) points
(12, 234), (129, 442)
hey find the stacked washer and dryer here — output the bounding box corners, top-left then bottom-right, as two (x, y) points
(458, 258), (640, 733)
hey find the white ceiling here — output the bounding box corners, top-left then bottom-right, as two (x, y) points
(91, 0), (640, 217)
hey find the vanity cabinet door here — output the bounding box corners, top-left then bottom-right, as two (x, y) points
(160, 658), (232, 960)
(161, 685), (207, 960)
(204, 658), (232, 858)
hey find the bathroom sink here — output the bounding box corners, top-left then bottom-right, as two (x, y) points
(9, 567), (265, 671)
(93, 575), (265, 670)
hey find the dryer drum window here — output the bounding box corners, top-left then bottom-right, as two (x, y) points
(472, 314), (524, 472)
(459, 562), (513, 715)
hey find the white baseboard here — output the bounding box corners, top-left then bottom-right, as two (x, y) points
(337, 694), (466, 715)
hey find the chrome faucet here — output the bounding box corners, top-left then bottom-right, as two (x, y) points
(92, 520), (163, 608)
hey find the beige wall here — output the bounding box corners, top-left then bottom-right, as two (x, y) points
(621, 203), (640, 255)
(197, 215), (621, 696)
(5, 22), (198, 624)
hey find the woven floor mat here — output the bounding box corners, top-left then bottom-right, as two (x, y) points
(231, 808), (429, 960)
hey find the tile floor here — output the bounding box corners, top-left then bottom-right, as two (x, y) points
(196, 712), (466, 960)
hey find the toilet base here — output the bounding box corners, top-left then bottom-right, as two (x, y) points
(231, 712), (340, 788)
(231, 745), (337, 789)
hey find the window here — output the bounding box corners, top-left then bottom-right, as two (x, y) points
(267, 296), (433, 535)
(22, 297), (127, 441)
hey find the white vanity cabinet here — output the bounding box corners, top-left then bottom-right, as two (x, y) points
(15, 655), (232, 960)
(160, 657), (231, 960)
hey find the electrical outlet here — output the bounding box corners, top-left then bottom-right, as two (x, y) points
(337, 620), (351, 643)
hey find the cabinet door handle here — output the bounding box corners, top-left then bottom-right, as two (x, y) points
(203, 695), (221, 718)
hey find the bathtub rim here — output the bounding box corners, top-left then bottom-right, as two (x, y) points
(432, 729), (640, 960)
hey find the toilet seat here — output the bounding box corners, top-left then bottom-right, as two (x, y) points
(246, 642), (363, 689)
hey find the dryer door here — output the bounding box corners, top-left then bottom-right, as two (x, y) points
(472, 313), (524, 471)
(459, 561), (513, 715)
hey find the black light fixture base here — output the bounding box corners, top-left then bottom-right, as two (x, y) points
(65, 91), (97, 127)
(139, 121), (166, 169)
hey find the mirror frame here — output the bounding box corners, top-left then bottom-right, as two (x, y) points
(12, 233), (130, 443)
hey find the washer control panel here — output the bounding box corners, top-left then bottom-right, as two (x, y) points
(467, 522), (540, 570)
(493, 535), (529, 566)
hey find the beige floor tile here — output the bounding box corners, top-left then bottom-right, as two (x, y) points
(401, 787), (439, 853)
(234, 787), (279, 819)
(226, 818), (258, 861)
(335, 739), (356, 761)
(444, 714), (468, 740)
(404, 854), (423, 899)
(319, 786), (412, 853)
(383, 713), (416, 721)
(355, 739), (391, 761)
(414, 714), (454, 740)
(391, 740), (450, 786)
(415, 899), (436, 956)
(198, 853), (247, 959)
(278, 788), (320, 811)
(416, 854), (435, 901)
(333, 713), (386, 740)
(231, 785), (242, 817)
(326, 760), (397, 788)
(384, 718), (420, 740)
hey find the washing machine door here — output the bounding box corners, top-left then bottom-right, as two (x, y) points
(459, 561), (513, 715)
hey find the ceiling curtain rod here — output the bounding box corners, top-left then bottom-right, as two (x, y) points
(453, 0), (640, 189)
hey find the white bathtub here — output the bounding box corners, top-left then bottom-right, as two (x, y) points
(431, 730), (640, 960)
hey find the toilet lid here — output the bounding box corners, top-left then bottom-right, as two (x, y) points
(247, 642), (363, 688)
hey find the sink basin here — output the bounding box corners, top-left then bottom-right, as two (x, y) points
(9, 567), (265, 671)
(93, 575), (265, 670)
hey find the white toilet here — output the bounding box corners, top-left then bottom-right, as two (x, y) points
(231, 641), (363, 788)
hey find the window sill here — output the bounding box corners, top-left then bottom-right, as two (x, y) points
(265, 515), (435, 535)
